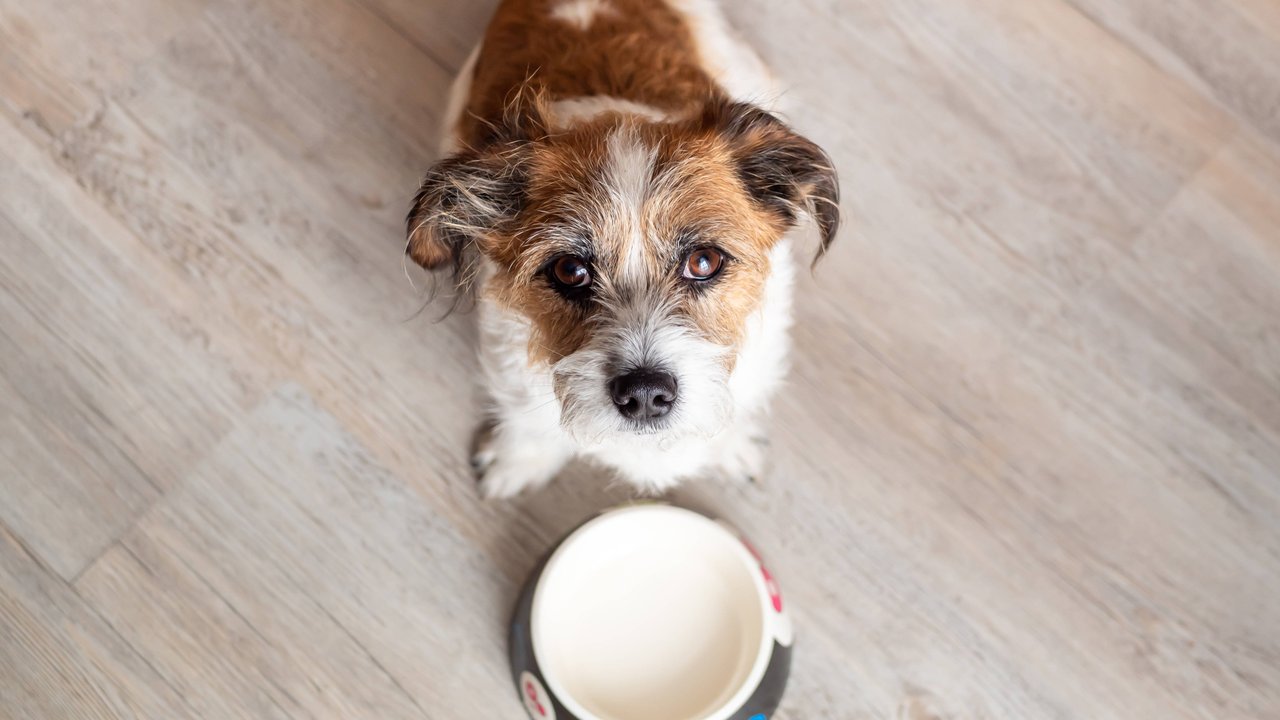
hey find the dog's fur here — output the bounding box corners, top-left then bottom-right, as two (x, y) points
(407, 0), (839, 498)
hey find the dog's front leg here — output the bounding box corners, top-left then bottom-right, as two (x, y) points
(470, 411), (575, 499)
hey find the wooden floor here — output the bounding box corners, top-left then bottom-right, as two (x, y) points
(2, 0), (1279, 718)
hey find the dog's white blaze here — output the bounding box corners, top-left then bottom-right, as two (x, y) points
(549, 96), (672, 127)
(550, 0), (614, 30)
(603, 129), (657, 283)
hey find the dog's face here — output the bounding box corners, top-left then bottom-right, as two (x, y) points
(408, 100), (838, 443)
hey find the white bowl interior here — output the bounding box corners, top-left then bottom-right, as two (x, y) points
(532, 507), (766, 720)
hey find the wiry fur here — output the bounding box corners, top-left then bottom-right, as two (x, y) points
(407, 0), (839, 497)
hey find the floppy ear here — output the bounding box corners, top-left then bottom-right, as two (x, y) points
(707, 101), (841, 263)
(405, 87), (550, 286)
(405, 149), (525, 279)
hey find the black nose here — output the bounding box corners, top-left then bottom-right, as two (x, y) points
(608, 369), (678, 421)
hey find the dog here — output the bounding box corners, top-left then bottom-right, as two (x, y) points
(406, 0), (839, 498)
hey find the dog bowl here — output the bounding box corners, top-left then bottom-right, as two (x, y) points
(508, 504), (793, 720)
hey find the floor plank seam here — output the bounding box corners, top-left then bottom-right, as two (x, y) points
(309, 593), (436, 719)
(118, 540), (309, 720)
(68, 540), (117, 587)
(1062, 0), (1275, 146)
(64, 552), (200, 717)
(0, 519), (59, 579)
(346, 0), (457, 75)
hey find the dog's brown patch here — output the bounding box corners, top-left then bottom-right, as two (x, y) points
(457, 0), (720, 147)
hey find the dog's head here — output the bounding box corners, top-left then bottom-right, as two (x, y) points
(407, 98), (838, 443)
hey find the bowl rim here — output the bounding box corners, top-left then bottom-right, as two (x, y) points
(529, 504), (776, 720)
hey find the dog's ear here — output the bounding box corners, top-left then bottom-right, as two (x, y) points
(705, 101), (841, 264)
(405, 149), (526, 277)
(405, 86), (551, 284)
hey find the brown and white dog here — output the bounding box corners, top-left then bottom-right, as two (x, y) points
(407, 0), (839, 498)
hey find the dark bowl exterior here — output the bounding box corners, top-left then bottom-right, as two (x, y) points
(509, 553), (572, 720)
(507, 506), (793, 720)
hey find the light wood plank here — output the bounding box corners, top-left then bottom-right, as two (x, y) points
(0, 113), (266, 579)
(0, 0), (207, 136)
(0, 524), (196, 720)
(352, 0), (495, 70)
(76, 385), (517, 718)
(1066, 0), (1280, 145)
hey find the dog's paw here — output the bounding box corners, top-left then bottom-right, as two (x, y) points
(469, 420), (570, 499)
(477, 458), (551, 499)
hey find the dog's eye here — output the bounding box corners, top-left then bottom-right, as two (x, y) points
(548, 255), (592, 289)
(682, 248), (725, 281)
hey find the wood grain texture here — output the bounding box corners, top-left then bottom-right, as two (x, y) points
(0, 112), (261, 579)
(1065, 0), (1280, 145)
(75, 385), (504, 719)
(1, 0), (1278, 717)
(0, 524), (196, 720)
